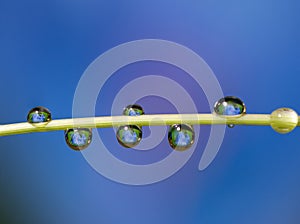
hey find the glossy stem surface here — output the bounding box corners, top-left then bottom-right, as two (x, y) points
(0, 114), (297, 137)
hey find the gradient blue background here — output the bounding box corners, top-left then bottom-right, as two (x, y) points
(0, 0), (300, 223)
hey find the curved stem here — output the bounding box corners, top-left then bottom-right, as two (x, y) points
(0, 114), (270, 136)
(0, 113), (297, 137)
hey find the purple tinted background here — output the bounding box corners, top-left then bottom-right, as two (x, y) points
(0, 1), (300, 223)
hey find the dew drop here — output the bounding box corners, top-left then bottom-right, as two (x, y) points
(123, 104), (144, 116)
(65, 128), (92, 150)
(270, 108), (298, 134)
(27, 106), (52, 125)
(116, 125), (142, 148)
(214, 96), (246, 117)
(168, 124), (194, 151)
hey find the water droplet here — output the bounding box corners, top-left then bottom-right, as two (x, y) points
(27, 106), (52, 125)
(65, 128), (92, 150)
(123, 104), (144, 116)
(168, 124), (194, 151)
(214, 96), (246, 117)
(116, 125), (142, 148)
(270, 108), (298, 134)
(227, 124), (235, 128)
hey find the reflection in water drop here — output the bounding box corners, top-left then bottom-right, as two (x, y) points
(65, 128), (92, 150)
(168, 124), (194, 151)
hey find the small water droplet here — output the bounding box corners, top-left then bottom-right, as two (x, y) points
(227, 124), (235, 128)
(27, 106), (52, 125)
(270, 108), (298, 134)
(214, 96), (246, 117)
(65, 128), (92, 150)
(116, 125), (142, 148)
(123, 104), (144, 116)
(168, 124), (194, 151)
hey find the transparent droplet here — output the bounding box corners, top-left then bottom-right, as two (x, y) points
(123, 104), (144, 116)
(270, 108), (298, 134)
(27, 106), (52, 125)
(116, 125), (142, 148)
(168, 124), (194, 151)
(214, 96), (246, 117)
(65, 128), (92, 150)
(227, 124), (235, 128)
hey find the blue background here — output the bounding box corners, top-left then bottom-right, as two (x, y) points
(0, 0), (300, 223)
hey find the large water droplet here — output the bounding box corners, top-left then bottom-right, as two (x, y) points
(214, 96), (246, 117)
(116, 125), (142, 148)
(168, 124), (194, 151)
(27, 106), (52, 125)
(270, 108), (298, 134)
(65, 128), (92, 150)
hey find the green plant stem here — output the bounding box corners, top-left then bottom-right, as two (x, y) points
(0, 114), (297, 137)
